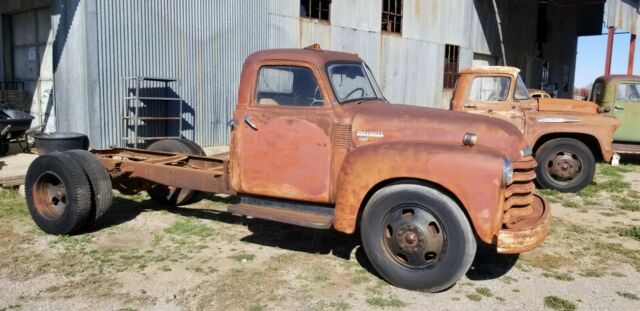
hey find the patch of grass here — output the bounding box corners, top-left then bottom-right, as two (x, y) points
(544, 296), (577, 311)
(476, 287), (494, 297)
(611, 271), (626, 277)
(578, 268), (604, 278)
(616, 226), (640, 241)
(601, 179), (631, 194)
(0, 188), (27, 217)
(365, 296), (406, 309)
(248, 303), (267, 311)
(616, 291), (639, 300)
(578, 183), (600, 199)
(228, 252), (255, 262)
(541, 271), (575, 281)
(560, 198), (580, 209)
(616, 197), (640, 212)
(164, 219), (213, 238)
(539, 189), (562, 203)
(51, 235), (92, 252)
(466, 293), (482, 302)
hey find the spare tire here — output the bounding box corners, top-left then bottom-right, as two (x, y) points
(66, 150), (113, 227)
(25, 152), (92, 235)
(146, 139), (207, 206)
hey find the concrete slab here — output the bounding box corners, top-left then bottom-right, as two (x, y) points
(0, 153), (37, 187)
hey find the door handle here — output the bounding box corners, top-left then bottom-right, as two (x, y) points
(244, 116), (258, 130)
(463, 104), (476, 108)
(614, 105), (625, 110)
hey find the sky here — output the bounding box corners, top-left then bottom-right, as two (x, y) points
(575, 27), (639, 88)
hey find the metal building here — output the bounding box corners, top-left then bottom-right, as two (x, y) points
(0, 0), (612, 148)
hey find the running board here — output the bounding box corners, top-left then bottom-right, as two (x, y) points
(228, 196), (334, 229)
(613, 143), (640, 155)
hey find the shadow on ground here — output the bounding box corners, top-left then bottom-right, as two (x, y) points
(95, 194), (519, 286)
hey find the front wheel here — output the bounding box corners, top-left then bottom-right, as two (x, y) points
(535, 138), (595, 192)
(360, 183), (476, 292)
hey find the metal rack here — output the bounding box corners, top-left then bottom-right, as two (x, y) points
(122, 76), (182, 148)
(0, 81), (26, 110)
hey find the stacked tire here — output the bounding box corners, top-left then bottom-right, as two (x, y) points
(25, 150), (113, 235)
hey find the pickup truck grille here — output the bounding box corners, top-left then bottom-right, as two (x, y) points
(503, 157), (537, 229)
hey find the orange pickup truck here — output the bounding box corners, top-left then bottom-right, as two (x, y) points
(24, 47), (550, 292)
(451, 66), (620, 192)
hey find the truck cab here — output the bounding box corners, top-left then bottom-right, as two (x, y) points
(591, 75), (640, 144)
(451, 66), (621, 192)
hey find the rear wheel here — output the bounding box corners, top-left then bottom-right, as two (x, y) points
(360, 183), (476, 292)
(535, 138), (595, 192)
(25, 152), (92, 235)
(66, 150), (113, 227)
(146, 139), (207, 206)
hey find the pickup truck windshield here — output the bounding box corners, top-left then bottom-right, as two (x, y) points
(328, 63), (383, 104)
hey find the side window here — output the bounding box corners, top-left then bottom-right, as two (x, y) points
(255, 66), (324, 107)
(469, 76), (511, 102)
(616, 83), (640, 101)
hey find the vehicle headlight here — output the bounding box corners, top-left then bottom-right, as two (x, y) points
(503, 156), (514, 187)
(520, 145), (533, 157)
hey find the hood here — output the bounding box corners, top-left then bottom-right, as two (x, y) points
(537, 98), (599, 114)
(349, 102), (528, 160)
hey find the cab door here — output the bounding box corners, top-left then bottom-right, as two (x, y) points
(233, 63), (333, 203)
(458, 75), (526, 131)
(612, 82), (640, 143)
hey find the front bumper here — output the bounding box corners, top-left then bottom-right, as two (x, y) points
(496, 194), (551, 254)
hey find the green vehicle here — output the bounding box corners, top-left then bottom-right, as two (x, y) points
(591, 75), (640, 148)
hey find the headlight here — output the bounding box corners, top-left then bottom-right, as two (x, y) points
(520, 145), (533, 157)
(503, 156), (514, 187)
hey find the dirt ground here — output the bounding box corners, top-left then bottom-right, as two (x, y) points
(1, 161), (640, 311)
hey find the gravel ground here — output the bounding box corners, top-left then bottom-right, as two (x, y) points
(0, 162), (639, 311)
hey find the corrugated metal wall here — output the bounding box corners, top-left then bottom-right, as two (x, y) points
(607, 0), (639, 34)
(53, 0), (534, 148)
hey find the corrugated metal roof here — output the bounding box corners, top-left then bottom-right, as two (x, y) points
(607, 0), (640, 34)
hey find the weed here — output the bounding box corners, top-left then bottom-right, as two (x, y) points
(610, 271), (626, 277)
(160, 266), (172, 272)
(561, 198), (580, 209)
(365, 296), (406, 308)
(578, 183), (600, 199)
(51, 235), (92, 252)
(616, 226), (640, 241)
(0, 189), (27, 218)
(601, 179), (631, 194)
(500, 276), (517, 285)
(248, 303), (267, 311)
(496, 296), (506, 302)
(164, 219), (214, 238)
(541, 271), (575, 281)
(616, 197), (640, 212)
(616, 291), (639, 300)
(578, 269), (604, 278)
(544, 296), (577, 311)
(228, 252), (255, 262)
(512, 289), (520, 293)
(466, 293), (482, 302)
(476, 287), (494, 297)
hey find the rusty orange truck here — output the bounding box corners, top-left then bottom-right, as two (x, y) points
(24, 47), (549, 292)
(451, 66), (621, 192)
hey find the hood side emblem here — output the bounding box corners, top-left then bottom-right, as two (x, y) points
(536, 117), (580, 123)
(356, 131), (384, 141)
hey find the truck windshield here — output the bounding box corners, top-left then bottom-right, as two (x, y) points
(327, 63), (383, 104)
(514, 75), (530, 100)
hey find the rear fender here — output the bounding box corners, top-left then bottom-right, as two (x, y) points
(333, 141), (505, 244)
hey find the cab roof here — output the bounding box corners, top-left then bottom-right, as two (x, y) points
(244, 45), (363, 68)
(460, 66), (521, 76)
(593, 74), (640, 84)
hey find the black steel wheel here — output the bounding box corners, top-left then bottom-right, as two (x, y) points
(535, 138), (595, 192)
(360, 183), (476, 292)
(25, 152), (92, 235)
(146, 139), (207, 206)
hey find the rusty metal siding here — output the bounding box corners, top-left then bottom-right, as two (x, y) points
(607, 0), (639, 34)
(53, 0), (506, 148)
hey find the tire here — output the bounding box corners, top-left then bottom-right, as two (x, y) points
(146, 139), (206, 206)
(534, 138), (595, 192)
(360, 183), (477, 292)
(66, 150), (113, 227)
(25, 152), (92, 235)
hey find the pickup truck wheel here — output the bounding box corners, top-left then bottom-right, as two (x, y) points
(25, 152), (92, 235)
(535, 138), (595, 192)
(66, 150), (113, 227)
(146, 139), (206, 206)
(360, 183), (476, 292)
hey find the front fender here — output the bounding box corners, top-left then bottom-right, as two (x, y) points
(524, 112), (621, 161)
(333, 141), (506, 244)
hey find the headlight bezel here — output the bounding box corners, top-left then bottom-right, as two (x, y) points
(503, 156), (514, 187)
